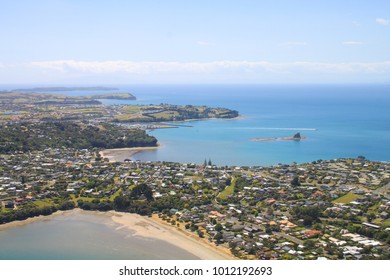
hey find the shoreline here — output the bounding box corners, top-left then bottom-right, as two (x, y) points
(0, 209), (74, 231)
(0, 208), (235, 260)
(110, 211), (236, 260)
(99, 146), (159, 162)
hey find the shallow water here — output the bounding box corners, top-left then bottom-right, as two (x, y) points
(0, 211), (199, 260)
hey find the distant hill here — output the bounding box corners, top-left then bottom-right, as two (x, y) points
(12, 86), (118, 92)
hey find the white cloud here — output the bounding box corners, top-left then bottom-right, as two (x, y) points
(29, 60), (390, 75)
(342, 41), (363, 45)
(2, 60), (390, 84)
(376, 18), (390, 26)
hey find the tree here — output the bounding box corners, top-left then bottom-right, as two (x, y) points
(215, 223), (223, 232)
(303, 239), (316, 249)
(114, 196), (130, 210)
(214, 232), (223, 243)
(291, 176), (300, 187)
(131, 183), (153, 201)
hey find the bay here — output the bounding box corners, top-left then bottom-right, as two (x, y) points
(3, 84), (389, 166)
(101, 84), (390, 166)
(0, 210), (199, 260)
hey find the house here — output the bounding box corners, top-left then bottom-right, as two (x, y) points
(362, 222), (380, 230)
(3, 201), (14, 209)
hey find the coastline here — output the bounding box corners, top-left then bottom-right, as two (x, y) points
(0, 208), (235, 260)
(0, 209), (74, 231)
(110, 211), (236, 260)
(99, 146), (159, 162)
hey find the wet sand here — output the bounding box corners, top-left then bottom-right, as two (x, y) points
(111, 211), (236, 260)
(0, 209), (235, 260)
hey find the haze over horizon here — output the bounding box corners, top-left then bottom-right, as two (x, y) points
(1, 0), (389, 85)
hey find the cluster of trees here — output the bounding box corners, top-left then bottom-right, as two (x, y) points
(0, 201), (75, 224)
(76, 183), (188, 217)
(77, 199), (113, 212)
(291, 205), (322, 226)
(0, 122), (157, 152)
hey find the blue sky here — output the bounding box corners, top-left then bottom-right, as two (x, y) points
(0, 0), (389, 84)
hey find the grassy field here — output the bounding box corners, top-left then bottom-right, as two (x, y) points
(114, 114), (152, 121)
(121, 105), (144, 113)
(109, 189), (121, 201)
(333, 192), (360, 204)
(149, 111), (180, 119)
(382, 219), (390, 227)
(218, 177), (236, 200)
(34, 199), (55, 208)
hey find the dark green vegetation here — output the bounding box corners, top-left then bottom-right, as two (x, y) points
(0, 202), (76, 224)
(0, 122), (157, 152)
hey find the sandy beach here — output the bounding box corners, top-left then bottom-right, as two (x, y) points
(110, 211), (236, 260)
(0, 209), (235, 260)
(99, 147), (159, 162)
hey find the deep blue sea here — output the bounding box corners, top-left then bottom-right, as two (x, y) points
(3, 84), (390, 166)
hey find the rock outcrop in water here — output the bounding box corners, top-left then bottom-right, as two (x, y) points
(292, 132), (301, 139)
(252, 132), (306, 142)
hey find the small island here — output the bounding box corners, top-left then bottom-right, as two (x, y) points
(252, 132), (307, 142)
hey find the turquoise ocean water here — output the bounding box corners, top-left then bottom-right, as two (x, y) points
(98, 84), (390, 166)
(3, 84), (389, 166)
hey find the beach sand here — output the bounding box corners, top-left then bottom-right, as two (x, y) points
(111, 211), (236, 260)
(0, 209), (235, 260)
(99, 147), (158, 162)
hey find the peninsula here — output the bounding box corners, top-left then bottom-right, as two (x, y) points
(0, 92), (237, 123)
